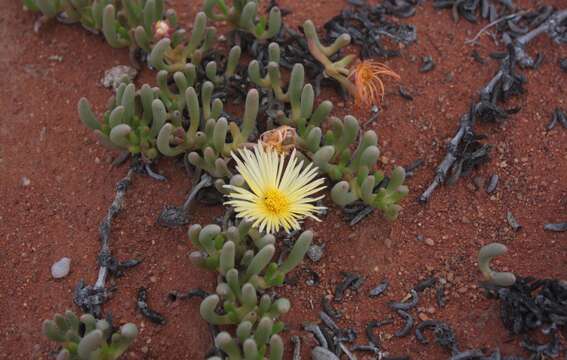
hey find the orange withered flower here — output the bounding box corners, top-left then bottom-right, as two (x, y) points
(348, 60), (400, 108)
(258, 126), (297, 155)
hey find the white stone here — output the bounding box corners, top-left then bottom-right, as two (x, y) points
(101, 66), (138, 90)
(51, 257), (71, 279)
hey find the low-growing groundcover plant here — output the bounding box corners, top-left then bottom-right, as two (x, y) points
(28, 0), (408, 359)
(42, 311), (138, 360)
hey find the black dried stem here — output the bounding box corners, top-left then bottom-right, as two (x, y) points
(291, 335), (302, 360)
(137, 287), (166, 325)
(74, 168), (140, 317)
(157, 174), (213, 227)
(419, 112), (473, 203)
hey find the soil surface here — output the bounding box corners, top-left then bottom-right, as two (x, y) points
(0, 0), (566, 359)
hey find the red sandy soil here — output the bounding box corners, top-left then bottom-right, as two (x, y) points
(0, 0), (566, 359)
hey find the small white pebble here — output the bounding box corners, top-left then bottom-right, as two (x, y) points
(21, 176), (31, 187)
(51, 257), (71, 279)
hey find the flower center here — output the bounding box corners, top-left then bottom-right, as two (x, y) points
(263, 188), (289, 215)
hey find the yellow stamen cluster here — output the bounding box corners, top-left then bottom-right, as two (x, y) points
(263, 188), (289, 215)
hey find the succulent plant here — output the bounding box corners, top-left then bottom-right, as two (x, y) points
(149, 12), (216, 71)
(25, 0), (173, 54)
(205, 45), (242, 86)
(212, 324), (284, 360)
(203, 0), (281, 40)
(302, 20), (356, 93)
(43, 310), (138, 360)
(188, 219), (312, 358)
(103, 0), (174, 51)
(79, 82), (166, 161)
(478, 243), (516, 287)
(303, 20), (400, 108)
(247, 43), (289, 102)
(309, 115), (408, 219)
(189, 223), (312, 290)
(157, 87), (259, 177)
(155, 68), (198, 111)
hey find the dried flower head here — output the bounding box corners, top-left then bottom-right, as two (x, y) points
(259, 126), (297, 155)
(224, 145), (326, 234)
(348, 60), (400, 108)
(154, 20), (172, 40)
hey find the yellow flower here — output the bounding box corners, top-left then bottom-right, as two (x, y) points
(224, 145), (326, 234)
(348, 60), (400, 108)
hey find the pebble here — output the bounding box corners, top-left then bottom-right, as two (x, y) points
(51, 257), (71, 279)
(21, 176), (31, 187)
(48, 55), (64, 62)
(307, 244), (324, 262)
(418, 313), (430, 321)
(424, 238), (435, 246)
(101, 65), (138, 90)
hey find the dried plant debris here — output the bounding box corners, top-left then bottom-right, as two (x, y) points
(157, 174), (213, 227)
(398, 86), (414, 100)
(137, 287), (166, 325)
(369, 280), (389, 298)
(471, 49), (486, 64)
(404, 159), (424, 177)
(312, 346), (339, 360)
(421, 7), (567, 202)
(503, 9), (567, 68)
(366, 318), (393, 347)
(334, 272), (365, 302)
(394, 309), (414, 337)
(546, 107), (567, 130)
(322, 296), (342, 320)
(506, 210), (522, 231)
(414, 318), (553, 359)
(420, 47), (524, 202)
(291, 335), (301, 360)
(414, 277), (437, 292)
(434, 0), (508, 23)
(306, 309), (360, 358)
(482, 277), (567, 335)
(390, 289), (420, 310)
(544, 222), (567, 232)
(415, 320), (457, 348)
(485, 174), (499, 193)
(436, 283), (447, 307)
(419, 56), (435, 73)
(168, 288), (209, 301)
(342, 201), (375, 225)
(521, 332), (561, 358)
(74, 168), (140, 317)
(324, 1), (417, 60)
